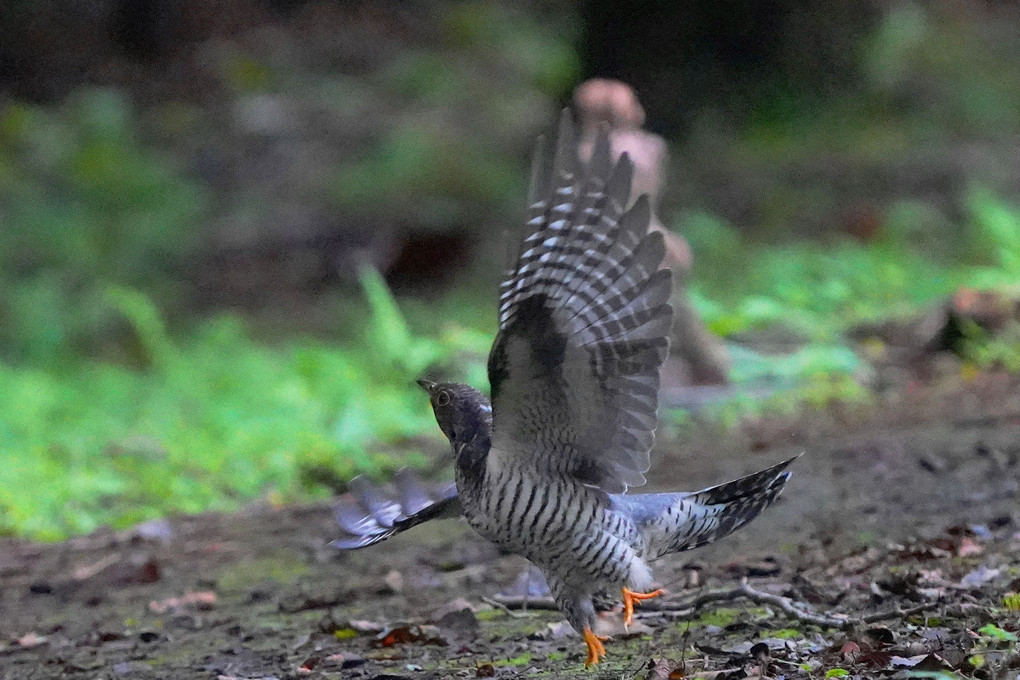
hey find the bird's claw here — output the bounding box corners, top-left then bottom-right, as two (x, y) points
(582, 628), (609, 668)
(622, 587), (665, 628)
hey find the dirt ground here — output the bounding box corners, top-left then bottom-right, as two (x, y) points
(2, 371), (1019, 680)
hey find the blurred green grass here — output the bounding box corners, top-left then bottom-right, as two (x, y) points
(0, 90), (207, 364)
(2, 192), (1018, 540)
(0, 271), (491, 540)
(683, 187), (1020, 342)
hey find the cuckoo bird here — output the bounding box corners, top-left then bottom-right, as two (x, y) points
(333, 112), (796, 667)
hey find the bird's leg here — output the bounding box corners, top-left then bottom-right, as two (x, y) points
(582, 628), (608, 667)
(621, 587), (665, 628)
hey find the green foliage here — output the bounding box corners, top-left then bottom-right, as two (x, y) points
(958, 622), (1019, 675)
(327, 3), (576, 230)
(0, 274), (488, 541)
(960, 322), (1020, 372)
(976, 623), (1018, 643)
(330, 122), (520, 228)
(966, 187), (1020, 286)
(682, 188), (1020, 343)
(686, 217), (954, 341)
(728, 344), (862, 385)
(0, 90), (207, 363)
(5, 185), (1015, 540)
(689, 607), (741, 628)
(685, 374), (870, 436)
(494, 652), (532, 667)
(741, 4), (1020, 157)
(442, 4), (578, 94)
(863, 3), (1020, 135)
(1, 9), (1017, 542)
(675, 190), (1020, 421)
(767, 628), (804, 639)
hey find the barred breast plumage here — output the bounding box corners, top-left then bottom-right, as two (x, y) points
(458, 458), (648, 590)
(333, 112), (797, 668)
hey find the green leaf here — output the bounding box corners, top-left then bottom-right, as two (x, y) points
(977, 623), (1018, 642)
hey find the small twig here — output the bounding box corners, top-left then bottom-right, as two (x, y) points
(481, 595), (532, 618)
(490, 579), (942, 631)
(639, 586), (749, 614)
(489, 595), (557, 610)
(731, 579), (851, 628)
(860, 602), (941, 625)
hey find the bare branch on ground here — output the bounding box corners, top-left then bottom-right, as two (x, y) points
(490, 579), (942, 631)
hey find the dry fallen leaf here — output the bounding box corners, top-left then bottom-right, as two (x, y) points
(890, 653), (927, 667)
(431, 597), (477, 619)
(17, 632), (47, 648)
(347, 619), (386, 634)
(594, 612), (653, 637)
(956, 536), (984, 557)
(435, 607), (478, 634)
(372, 624), (448, 647)
(959, 565), (1000, 588)
(912, 652), (955, 672)
(72, 554), (120, 581)
(383, 569), (404, 593)
(311, 653), (365, 672)
(542, 621), (575, 640)
(148, 591), (216, 614)
(297, 655), (319, 672)
(864, 626), (895, 645)
(643, 656), (672, 680)
(840, 640), (861, 663)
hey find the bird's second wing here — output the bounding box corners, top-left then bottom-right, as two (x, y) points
(331, 469), (461, 550)
(487, 112), (673, 494)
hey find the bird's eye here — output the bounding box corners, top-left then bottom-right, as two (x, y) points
(436, 390), (451, 406)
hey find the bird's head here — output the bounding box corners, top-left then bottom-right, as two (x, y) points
(416, 379), (492, 451)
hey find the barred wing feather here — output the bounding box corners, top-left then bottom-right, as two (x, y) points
(331, 469), (461, 550)
(487, 111), (673, 494)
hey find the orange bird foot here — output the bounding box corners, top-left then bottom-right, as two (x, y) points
(582, 628), (609, 668)
(622, 587), (665, 628)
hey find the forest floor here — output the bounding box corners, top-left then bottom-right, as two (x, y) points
(2, 371), (1019, 680)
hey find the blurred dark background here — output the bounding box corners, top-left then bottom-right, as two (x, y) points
(3, 0), (1018, 357)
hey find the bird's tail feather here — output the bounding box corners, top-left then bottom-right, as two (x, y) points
(687, 455), (797, 508)
(640, 455), (798, 557)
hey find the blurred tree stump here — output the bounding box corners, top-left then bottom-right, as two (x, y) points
(574, 79), (730, 385)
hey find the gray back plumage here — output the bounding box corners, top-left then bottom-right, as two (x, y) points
(487, 111), (673, 493)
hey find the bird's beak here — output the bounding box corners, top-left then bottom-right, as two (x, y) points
(416, 379), (436, 394)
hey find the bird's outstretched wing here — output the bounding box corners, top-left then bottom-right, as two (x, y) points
(487, 111), (673, 494)
(331, 469), (461, 550)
